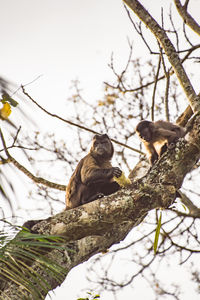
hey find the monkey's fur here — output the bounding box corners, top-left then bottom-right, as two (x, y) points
(136, 120), (185, 165)
(65, 134), (122, 209)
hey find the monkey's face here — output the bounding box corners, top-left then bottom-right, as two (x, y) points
(91, 134), (114, 159)
(136, 121), (152, 142)
(138, 127), (152, 142)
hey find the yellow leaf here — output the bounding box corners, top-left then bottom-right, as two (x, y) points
(98, 100), (105, 106)
(106, 96), (115, 105)
(114, 172), (131, 187)
(0, 102), (11, 119)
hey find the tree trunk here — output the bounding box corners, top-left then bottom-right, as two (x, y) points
(1, 116), (200, 299)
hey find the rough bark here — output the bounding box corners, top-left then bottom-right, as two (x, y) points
(1, 2), (200, 298)
(1, 116), (200, 299)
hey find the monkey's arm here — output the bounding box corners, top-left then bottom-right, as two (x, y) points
(156, 128), (178, 144)
(81, 156), (121, 185)
(143, 141), (158, 165)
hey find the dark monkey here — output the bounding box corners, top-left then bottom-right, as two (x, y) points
(65, 134), (122, 209)
(136, 120), (185, 165)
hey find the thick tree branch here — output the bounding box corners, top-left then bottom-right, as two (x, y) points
(123, 0), (200, 112)
(1, 116), (200, 298)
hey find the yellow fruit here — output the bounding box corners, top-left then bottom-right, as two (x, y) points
(114, 172), (131, 187)
(0, 102), (11, 119)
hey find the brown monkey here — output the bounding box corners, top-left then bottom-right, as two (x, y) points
(136, 120), (185, 165)
(65, 134), (122, 209)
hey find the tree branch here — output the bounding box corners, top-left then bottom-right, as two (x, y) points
(1, 115), (200, 298)
(0, 128), (66, 191)
(174, 0), (200, 36)
(21, 85), (143, 155)
(123, 0), (200, 113)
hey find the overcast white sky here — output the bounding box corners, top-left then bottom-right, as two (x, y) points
(0, 0), (136, 108)
(1, 0), (200, 299)
(0, 0), (199, 106)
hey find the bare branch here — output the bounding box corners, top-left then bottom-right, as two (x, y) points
(151, 53), (161, 121)
(2, 112), (200, 297)
(159, 45), (170, 121)
(0, 128), (66, 191)
(174, 0), (200, 36)
(21, 85), (143, 155)
(123, 0), (200, 113)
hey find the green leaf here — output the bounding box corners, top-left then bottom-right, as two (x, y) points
(2, 92), (18, 107)
(154, 211), (162, 255)
(0, 223), (68, 298)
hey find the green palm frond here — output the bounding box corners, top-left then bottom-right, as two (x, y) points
(0, 221), (67, 299)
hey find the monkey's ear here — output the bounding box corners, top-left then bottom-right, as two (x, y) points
(136, 120), (152, 131)
(101, 134), (110, 139)
(94, 134), (110, 140)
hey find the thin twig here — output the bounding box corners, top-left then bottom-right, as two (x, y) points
(21, 85), (143, 155)
(159, 45), (170, 121)
(151, 53), (161, 121)
(105, 44), (200, 95)
(12, 126), (21, 146)
(11, 75), (43, 97)
(0, 128), (66, 191)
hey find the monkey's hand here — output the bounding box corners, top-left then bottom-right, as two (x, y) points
(168, 137), (179, 149)
(113, 172), (131, 187)
(111, 167), (122, 178)
(168, 142), (176, 150)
